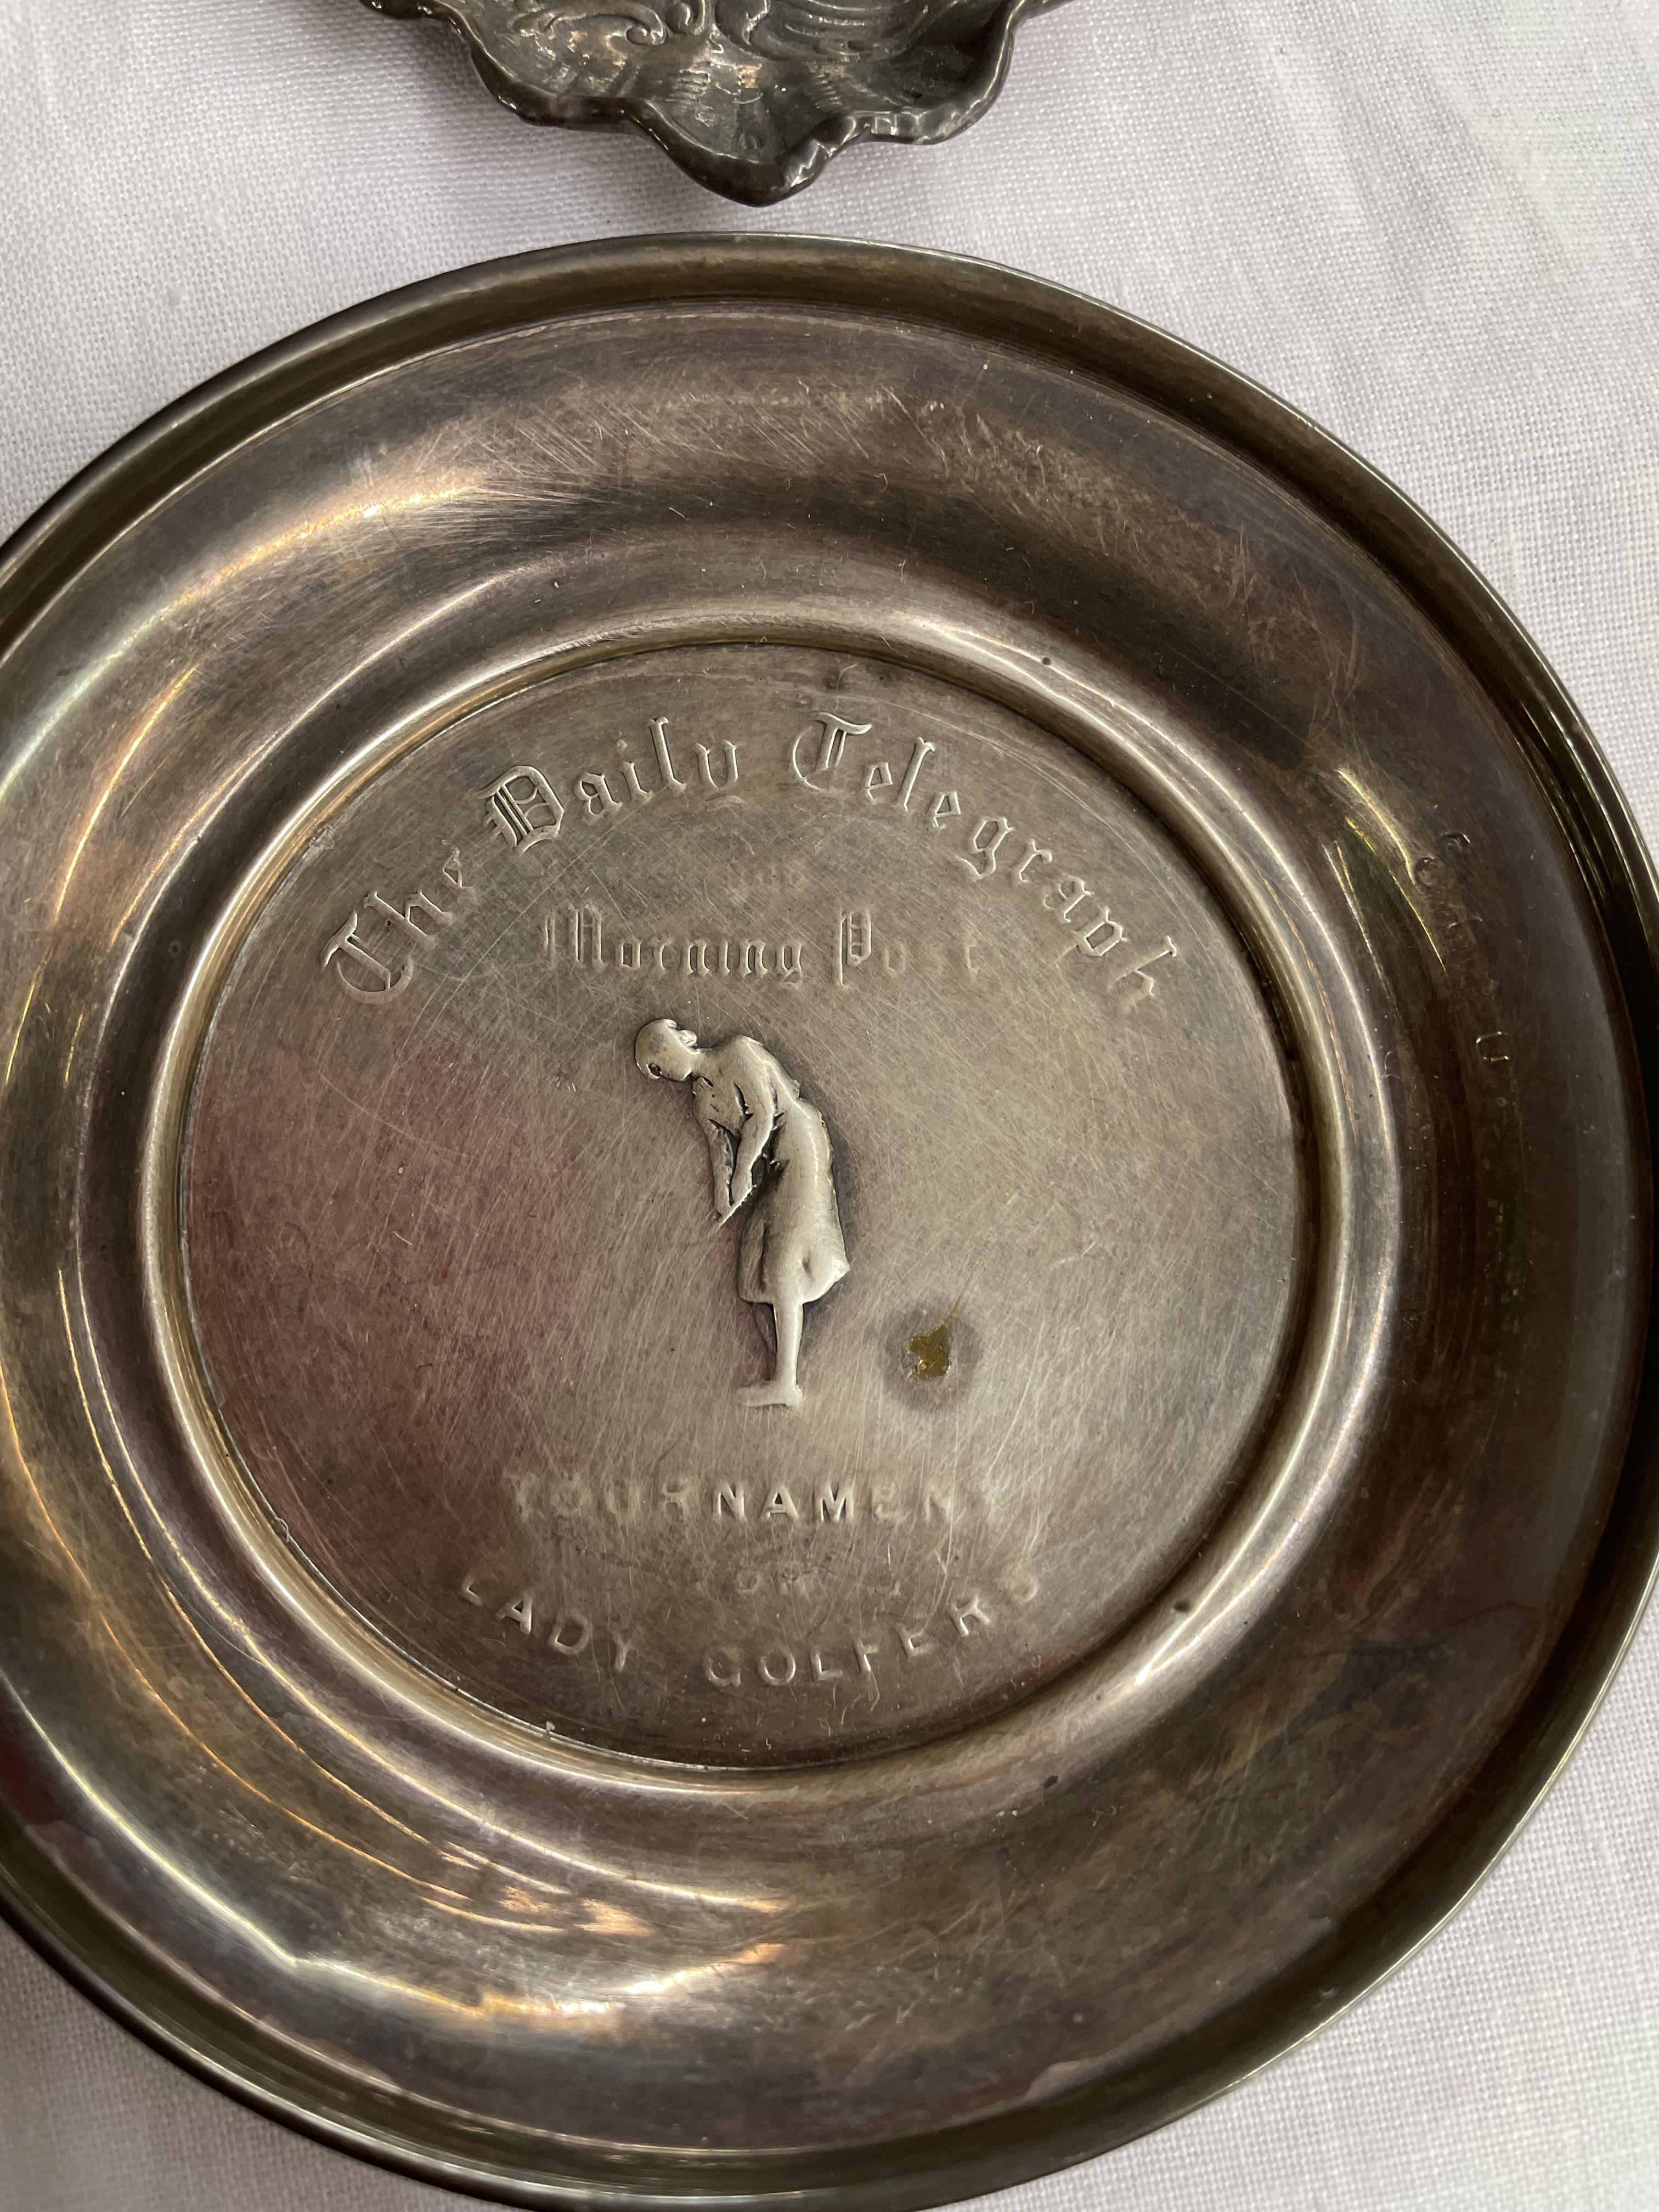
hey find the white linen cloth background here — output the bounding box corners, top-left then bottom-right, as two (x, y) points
(1, 1), (1657, 2205)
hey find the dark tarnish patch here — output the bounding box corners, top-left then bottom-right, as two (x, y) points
(904, 1313), (955, 1383)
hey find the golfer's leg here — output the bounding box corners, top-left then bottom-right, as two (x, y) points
(774, 1296), (803, 1393)
(738, 1297), (804, 1408)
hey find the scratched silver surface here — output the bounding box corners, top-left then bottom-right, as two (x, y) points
(0, 239), (1655, 2209)
(183, 648), (1301, 1762)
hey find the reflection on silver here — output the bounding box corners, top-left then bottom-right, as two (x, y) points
(636, 1020), (848, 1409)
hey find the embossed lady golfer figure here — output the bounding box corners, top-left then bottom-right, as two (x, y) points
(635, 1019), (848, 1409)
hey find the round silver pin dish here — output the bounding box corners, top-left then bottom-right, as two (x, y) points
(0, 235), (1654, 2210)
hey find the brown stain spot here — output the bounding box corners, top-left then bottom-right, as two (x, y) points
(904, 1313), (955, 1383)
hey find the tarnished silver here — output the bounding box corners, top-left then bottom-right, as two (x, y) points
(357, 0), (1066, 202)
(1, 235), (1656, 2209)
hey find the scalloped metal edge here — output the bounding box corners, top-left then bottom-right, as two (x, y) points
(359, 0), (1070, 204)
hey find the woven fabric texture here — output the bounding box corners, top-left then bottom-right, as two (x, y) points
(1, 1), (1657, 2206)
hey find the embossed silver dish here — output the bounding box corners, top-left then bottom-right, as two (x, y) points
(1, 236), (1656, 2208)
(358, 0), (1066, 201)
